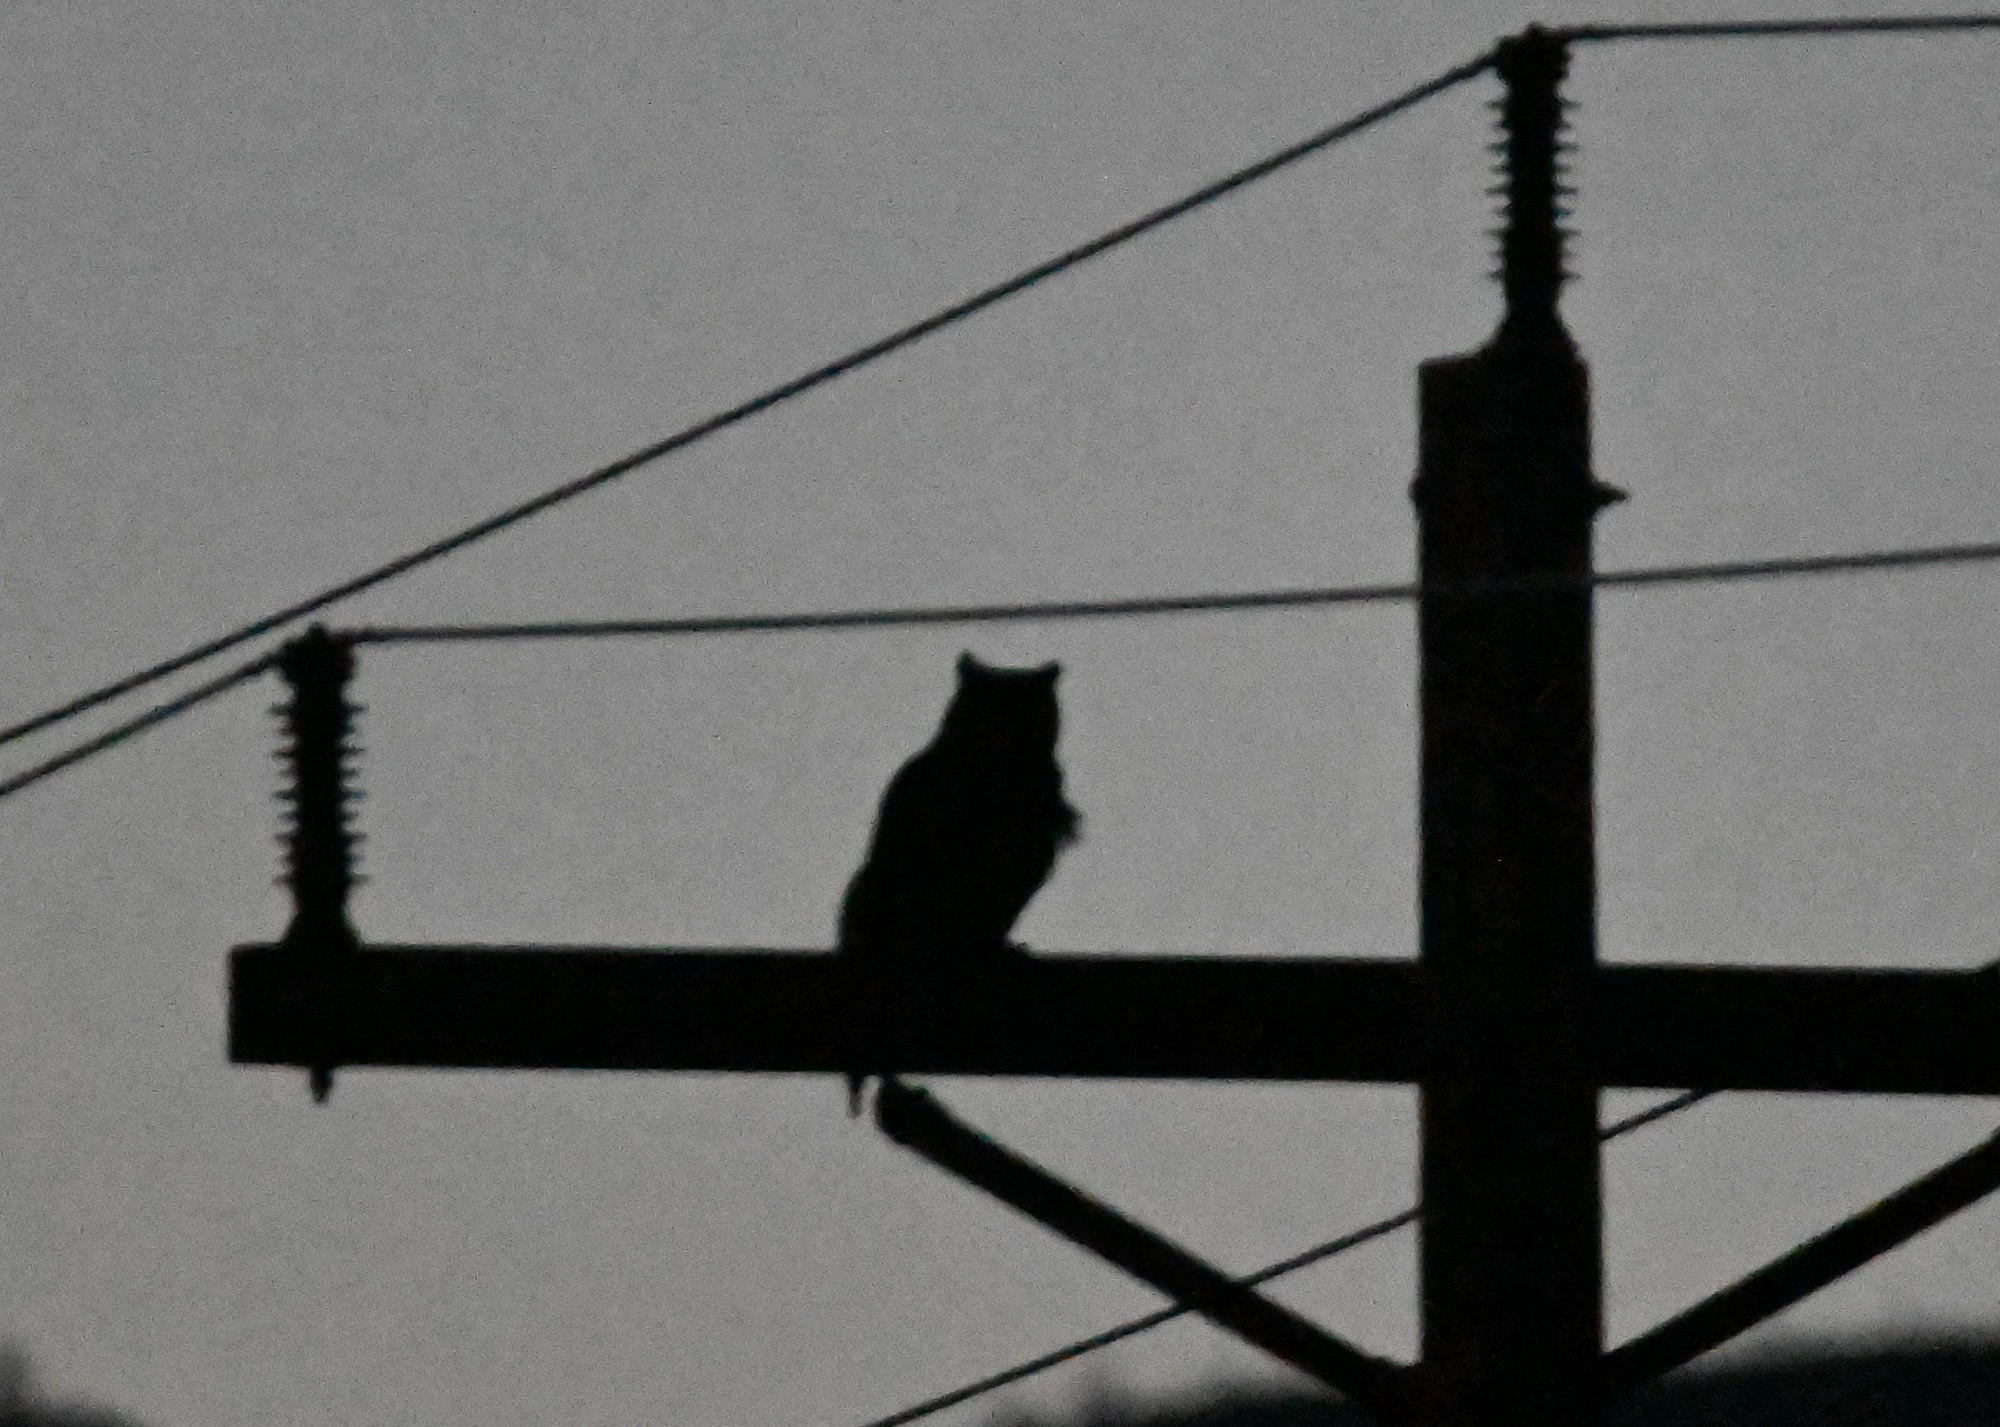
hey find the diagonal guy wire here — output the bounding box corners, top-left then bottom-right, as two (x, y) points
(0, 52), (1494, 757)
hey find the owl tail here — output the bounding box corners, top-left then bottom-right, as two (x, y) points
(846, 1071), (868, 1118)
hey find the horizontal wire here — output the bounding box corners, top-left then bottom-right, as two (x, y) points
(1562, 12), (2000, 41)
(347, 536), (2000, 646)
(1596, 537), (2000, 588)
(9, 534), (1999, 806)
(344, 583), (1415, 644)
(0, 52), (1493, 758)
(0, 652), (281, 803)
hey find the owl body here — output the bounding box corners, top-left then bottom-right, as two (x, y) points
(839, 653), (1080, 1108)
(841, 653), (1079, 961)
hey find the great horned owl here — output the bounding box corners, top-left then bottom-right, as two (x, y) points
(839, 652), (1081, 1111)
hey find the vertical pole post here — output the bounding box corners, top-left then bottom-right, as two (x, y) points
(1411, 27), (1619, 1426)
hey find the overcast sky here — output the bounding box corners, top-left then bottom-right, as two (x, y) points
(5, 3), (2000, 1426)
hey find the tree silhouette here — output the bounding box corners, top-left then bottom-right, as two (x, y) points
(989, 1336), (2000, 1427)
(0, 1343), (147, 1427)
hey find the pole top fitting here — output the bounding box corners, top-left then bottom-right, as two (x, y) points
(1490, 24), (1575, 345)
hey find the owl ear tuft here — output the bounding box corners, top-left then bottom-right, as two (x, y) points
(957, 652), (991, 682)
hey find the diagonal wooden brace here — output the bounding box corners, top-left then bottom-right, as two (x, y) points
(1602, 1122), (2000, 1398)
(874, 1079), (1408, 1423)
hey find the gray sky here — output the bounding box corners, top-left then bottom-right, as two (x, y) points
(5, 3), (2000, 1425)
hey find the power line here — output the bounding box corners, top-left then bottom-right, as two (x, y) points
(346, 536), (2000, 646)
(10, 13), (1999, 750)
(858, 1213), (1420, 1427)
(1596, 538), (2000, 589)
(8, 534), (1999, 806)
(10, 14), (1991, 1415)
(14, 10), (1997, 757)
(344, 582), (1416, 645)
(852, 1089), (1716, 1427)
(854, 1053), (2000, 1427)
(1562, 12), (2000, 42)
(0, 652), (280, 804)
(0, 53), (1494, 760)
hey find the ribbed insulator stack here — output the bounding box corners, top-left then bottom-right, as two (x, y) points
(1489, 26), (1574, 332)
(273, 625), (362, 1103)
(275, 625), (364, 942)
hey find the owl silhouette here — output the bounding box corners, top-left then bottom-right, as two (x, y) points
(839, 653), (1080, 1112)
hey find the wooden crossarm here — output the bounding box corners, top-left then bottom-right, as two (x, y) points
(1595, 963), (2000, 1094)
(227, 947), (1423, 1081)
(228, 946), (2000, 1094)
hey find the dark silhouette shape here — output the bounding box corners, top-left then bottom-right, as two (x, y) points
(0, 1343), (147, 1427)
(980, 1336), (2000, 1427)
(839, 653), (1080, 1112)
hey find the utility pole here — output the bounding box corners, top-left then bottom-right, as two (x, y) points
(227, 25), (2000, 1427)
(1413, 28), (1618, 1427)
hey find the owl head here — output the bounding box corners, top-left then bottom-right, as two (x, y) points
(941, 652), (1063, 752)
